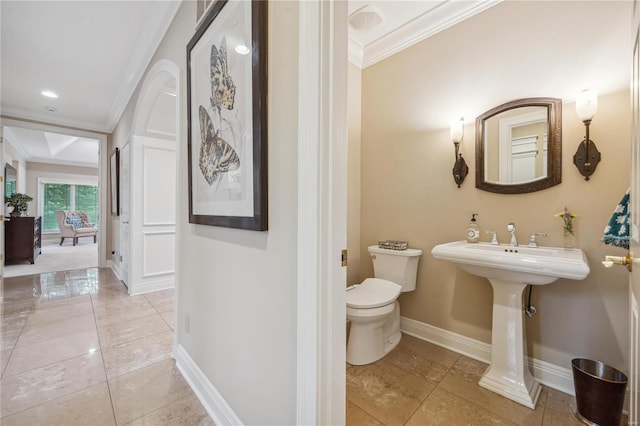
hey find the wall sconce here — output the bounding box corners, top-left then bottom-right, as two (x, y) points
(573, 89), (601, 181)
(451, 117), (468, 188)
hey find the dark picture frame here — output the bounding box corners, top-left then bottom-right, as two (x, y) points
(110, 148), (120, 216)
(187, 0), (268, 231)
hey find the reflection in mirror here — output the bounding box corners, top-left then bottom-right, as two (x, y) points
(476, 98), (562, 194)
(5, 163), (17, 197)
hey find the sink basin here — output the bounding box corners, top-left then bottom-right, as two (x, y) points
(431, 240), (590, 285)
(431, 240), (590, 409)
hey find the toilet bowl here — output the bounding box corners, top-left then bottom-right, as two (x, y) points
(346, 278), (402, 365)
(346, 245), (422, 365)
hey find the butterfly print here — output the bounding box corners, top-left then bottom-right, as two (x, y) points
(198, 105), (240, 185)
(210, 37), (236, 111)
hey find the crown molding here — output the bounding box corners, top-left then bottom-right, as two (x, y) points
(3, 127), (32, 161)
(348, 35), (364, 68)
(351, 0), (501, 69)
(1, 107), (110, 133)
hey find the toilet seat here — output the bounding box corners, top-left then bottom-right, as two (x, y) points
(346, 278), (401, 309)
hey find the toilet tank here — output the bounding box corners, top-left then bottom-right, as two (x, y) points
(368, 245), (422, 292)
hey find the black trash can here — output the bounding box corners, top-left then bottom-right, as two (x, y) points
(572, 358), (627, 426)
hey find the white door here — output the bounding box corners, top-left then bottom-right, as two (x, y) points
(119, 142), (131, 286)
(128, 135), (176, 295)
(629, 2), (640, 422)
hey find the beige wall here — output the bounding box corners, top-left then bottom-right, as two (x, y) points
(358, 20), (630, 372)
(110, 1), (300, 423)
(347, 62), (362, 285)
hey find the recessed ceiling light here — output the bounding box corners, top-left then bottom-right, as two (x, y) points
(41, 90), (58, 98)
(235, 44), (250, 55)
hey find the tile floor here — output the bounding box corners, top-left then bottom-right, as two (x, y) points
(346, 334), (628, 425)
(1, 267), (214, 425)
(2, 267), (627, 425)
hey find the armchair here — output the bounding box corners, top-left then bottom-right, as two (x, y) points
(55, 210), (98, 246)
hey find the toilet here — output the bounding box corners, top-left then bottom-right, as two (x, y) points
(346, 245), (422, 365)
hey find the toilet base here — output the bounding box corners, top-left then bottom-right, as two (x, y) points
(347, 301), (401, 365)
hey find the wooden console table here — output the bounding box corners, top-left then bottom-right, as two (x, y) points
(5, 216), (42, 264)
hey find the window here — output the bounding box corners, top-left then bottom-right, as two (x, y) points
(40, 181), (98, 232)
(5, 180), (16, 197)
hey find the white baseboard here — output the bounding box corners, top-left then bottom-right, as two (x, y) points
(400, 317), (492, 363)
(400, 316), (576, 396)
(108, 260), (121, 280)
(128, 277), (174, 295)
(175, 345), (243, 425)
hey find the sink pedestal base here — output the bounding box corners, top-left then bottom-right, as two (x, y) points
(479, 279), (541, 409)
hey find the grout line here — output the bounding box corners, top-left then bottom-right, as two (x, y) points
(438, 361), (547, 423)
(1, 333), (101, 379)
(346, 397), (387, 425)
(402, 384), (436, 425)
(91, 292), (119, 425)
(143, 292), (175, 331)
(1, 348), (15, 378)
(0, 380), (112, 422)
(4, 302), (36, 365)
(345, 337), (563, 425)
(1, 268), (146, 423)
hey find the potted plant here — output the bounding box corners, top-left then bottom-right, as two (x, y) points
(5, 193), (33, 217)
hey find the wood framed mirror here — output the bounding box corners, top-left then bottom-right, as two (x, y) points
(475, 97), (562, 194)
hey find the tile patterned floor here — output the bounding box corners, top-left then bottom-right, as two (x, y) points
(346, 334), (628, 426)
(2, 267), (626, 425)
(0, 267), (214, 425)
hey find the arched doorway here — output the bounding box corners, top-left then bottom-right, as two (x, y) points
(122, 60), (180, 299)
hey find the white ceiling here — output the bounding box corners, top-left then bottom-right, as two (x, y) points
(0, 0), (180, 133)
(5, 0), (473, 166)
(0, 1), (633, 166)
(4, 126), (99, 168)
(1, 0), (181, 167)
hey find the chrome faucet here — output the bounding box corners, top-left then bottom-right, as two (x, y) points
(528, 232), (547, 248)
(485, 230), (499, 245)
(507, 222), (517, 246)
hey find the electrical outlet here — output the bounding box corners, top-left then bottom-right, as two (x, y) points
(185, 313), (190, 333)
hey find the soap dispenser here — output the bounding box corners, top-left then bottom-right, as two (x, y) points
(466, 213), (480, 243)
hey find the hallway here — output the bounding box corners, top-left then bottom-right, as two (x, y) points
(0, 267), (213, 425)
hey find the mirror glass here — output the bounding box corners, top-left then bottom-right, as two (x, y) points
(5, 164), (17, 197)
(475, 98), (561, 194)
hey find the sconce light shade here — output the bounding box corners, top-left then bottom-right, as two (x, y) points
(450, 118), (464, 143)
(450, 118), (468, 188)
(573, 90), (601, 181)
(576, 89), (598, 121)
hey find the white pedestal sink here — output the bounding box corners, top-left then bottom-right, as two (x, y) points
(431, 241), (590, 409)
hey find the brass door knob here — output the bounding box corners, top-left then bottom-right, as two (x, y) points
(602, 252), (633, 272)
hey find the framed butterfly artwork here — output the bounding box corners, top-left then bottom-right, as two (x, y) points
(187, 0), (268, 230)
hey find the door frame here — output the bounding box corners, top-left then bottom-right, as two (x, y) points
(628, 0), (640, 421)
(0, 117), (108, 269)
(129, 59), (181, 356)
(296, 1), (348, 424)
